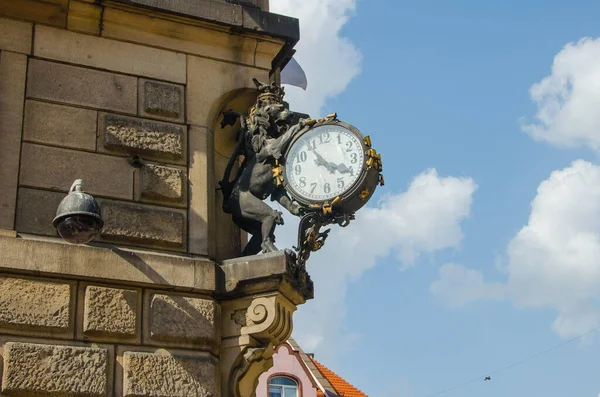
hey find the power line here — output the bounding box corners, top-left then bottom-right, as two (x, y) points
(425, 326), (600, 397)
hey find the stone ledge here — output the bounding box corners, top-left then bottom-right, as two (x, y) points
(218, 250), (314, 305)
(109, 0), (299, 41)
(0, 236), (216, 292)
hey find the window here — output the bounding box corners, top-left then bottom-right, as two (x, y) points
(268, 376), (298, 397)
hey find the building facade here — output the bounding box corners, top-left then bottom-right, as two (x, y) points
(0, 0), (311, 396)
(256, 339), (368, 397)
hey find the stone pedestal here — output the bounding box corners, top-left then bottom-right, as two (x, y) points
(0, 1), (308, 396)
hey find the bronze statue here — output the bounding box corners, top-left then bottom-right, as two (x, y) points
(219, 79), (307, 256)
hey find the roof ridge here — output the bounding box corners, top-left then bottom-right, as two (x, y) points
(311, 358), (368, 397)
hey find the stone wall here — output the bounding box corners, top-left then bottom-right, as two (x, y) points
(0, 272), (219, 397)
(0, 2), (309, 397)
(0, 0), (299, 259)
(0, 235), (311, 397)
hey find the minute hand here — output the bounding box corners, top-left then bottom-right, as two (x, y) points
(311, 148), (337, 173)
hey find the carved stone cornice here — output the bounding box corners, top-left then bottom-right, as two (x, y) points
(218, 251), (311, 397)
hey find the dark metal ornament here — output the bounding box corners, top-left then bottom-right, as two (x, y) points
(217, 78), (383, 269)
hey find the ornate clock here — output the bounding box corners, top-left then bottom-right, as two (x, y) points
(280, 115), (384, 267)
(283, 118), (383, 217)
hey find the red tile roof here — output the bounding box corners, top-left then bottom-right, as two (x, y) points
(311, 358), (368, 397)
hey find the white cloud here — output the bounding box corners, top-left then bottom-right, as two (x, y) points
(275, 169), (477, 361)
(430, 263), (506, 307)
(431, 160), (600, 338)
(521, 37), (600, 152)
(270, 0), (362, 117)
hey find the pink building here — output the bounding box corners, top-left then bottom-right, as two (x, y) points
(256, 338), (368, 397)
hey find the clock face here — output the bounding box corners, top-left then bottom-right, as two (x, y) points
(285, 124), (365, 202)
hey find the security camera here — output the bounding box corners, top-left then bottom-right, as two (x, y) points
(53, 179), (104, 244)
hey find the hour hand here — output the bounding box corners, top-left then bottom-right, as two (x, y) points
(336, 163), (353, 175)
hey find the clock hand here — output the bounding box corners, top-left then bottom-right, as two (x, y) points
(310, 147), (337, 174)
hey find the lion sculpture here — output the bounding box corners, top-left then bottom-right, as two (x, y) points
(219, 79), (308, 256)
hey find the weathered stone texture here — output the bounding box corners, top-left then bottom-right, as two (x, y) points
(148, 293), (218, 346)
(99, 200), (186, 249)
(15, 188), (71, 236)
(140, 164), (184, 204)
(34, 25), (186, 83)
(23, 100), (97, 151)
(27, 59), (137, 114)
(123, 351), (217, 397)
(139, 79), (184, 122)
(84, 286), (137, 337)
(2, 342), (108, 396)
(0, 17), (32, 54)
(99, 113), (186, 164)
(0, 51), (27, 229)
(19, 143), (134, 200)
(0, 277), (71, 332)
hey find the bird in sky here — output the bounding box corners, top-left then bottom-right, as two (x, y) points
(484, 377), (491, 381)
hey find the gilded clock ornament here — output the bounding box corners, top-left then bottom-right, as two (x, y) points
(219, 79), (383, 269)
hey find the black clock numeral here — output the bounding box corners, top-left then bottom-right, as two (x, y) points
(345, 141), (353, 152)
(350, 152), (358, 164)
(299, 177), (307, 188)
(324, 183), (331, 194)
(308, 140), (317, 150)
(294, 165), (302, 175)
(319, 132), (331, 144)
(310, 183), (317, 194)
(337, 134), (342, 144)
(299, 151), (307, 162)
(337, 178), (345, 189)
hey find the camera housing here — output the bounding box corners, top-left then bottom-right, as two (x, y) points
(52, 180), (104, 244)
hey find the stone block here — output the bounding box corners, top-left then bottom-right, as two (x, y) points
(2, 342), (108, 396)
(186, 55), (268, 127)
(0, 0), (68, 28)
(23, 100), (97, 151)
(122, 351), (217, 397)
(98, 200), (186, 250)
(103, 8), (256, 68)
(138, 163), (186, 206)
(68, 0), (102, 35)
(27, 59), (137, 114)
(145, 292), (219, 349)
(19, 143), (134, 200)
(0, 52), (26, 229)
(0, 17), (32, 54)
(139, 79), (184, 122)
(82, 285), (140, 342)
(99, 113), (186, 165)
(34, 25), (186, 84)
(0, 277), (74, 337)
(255, 39), (283, 70)
(188, 126), (212, 256)
(15, 188), (63, 237)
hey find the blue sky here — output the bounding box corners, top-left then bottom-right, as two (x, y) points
(272, 1), (600, 396)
